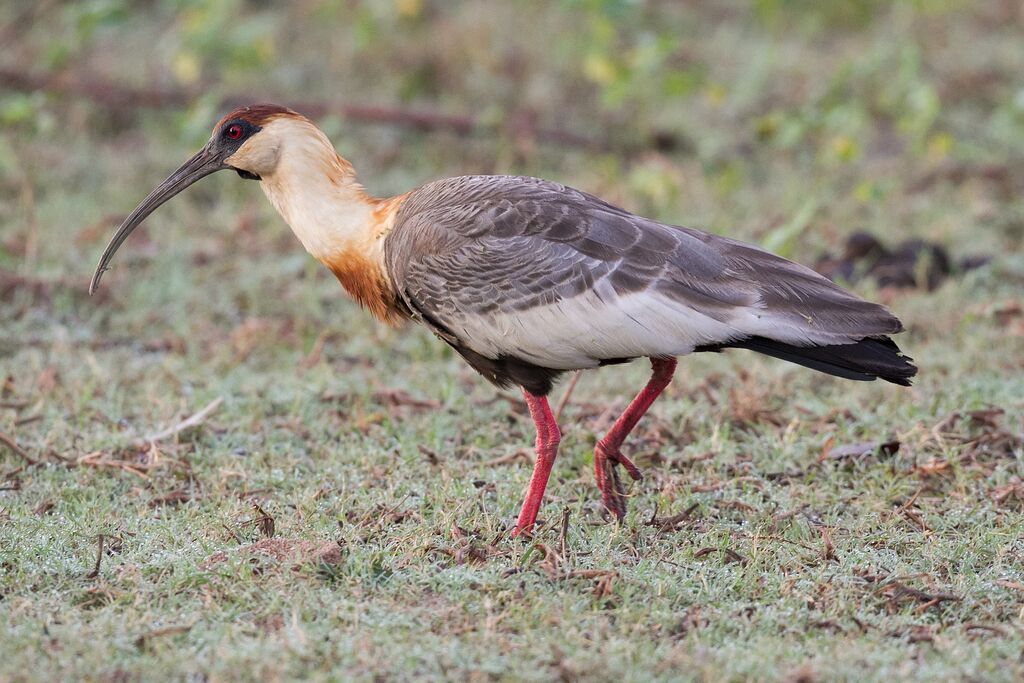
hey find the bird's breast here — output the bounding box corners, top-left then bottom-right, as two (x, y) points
(321, 194), (411, 325)
(322, 246), (407, 324)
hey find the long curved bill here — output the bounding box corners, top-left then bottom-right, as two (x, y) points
(89, 143), (227, 295)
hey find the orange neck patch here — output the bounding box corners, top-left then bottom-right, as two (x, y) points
(321, 244), (405, 325)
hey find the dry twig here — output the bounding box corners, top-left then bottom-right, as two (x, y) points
(76, 452), (150, 480)
(553, 371), (582, 423)
(481, 450), (531, 467)
(559, 506), (571, 560)
(138, 396), (224, 446)
(693, 547), (747, 564)
(86, 534), (105, 578)
(646, 502), (700, 532)
(135, 623), (195, 649)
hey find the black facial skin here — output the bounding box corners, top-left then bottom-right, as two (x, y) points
(218, 119), (263, 179)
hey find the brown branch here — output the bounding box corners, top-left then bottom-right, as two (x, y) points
(0, 431), (37, 465)
(0, 66), (601, 149)
(875, 579), (962, 607)
(553, 371), (582, 423)
(558, 506), (571, 561)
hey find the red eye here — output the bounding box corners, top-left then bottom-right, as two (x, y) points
(224, 124), (243, 140)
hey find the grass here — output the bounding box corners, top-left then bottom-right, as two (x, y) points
(2, 2), (1024, 681)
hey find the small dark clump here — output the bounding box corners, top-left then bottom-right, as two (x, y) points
(815, 231), (989, 291)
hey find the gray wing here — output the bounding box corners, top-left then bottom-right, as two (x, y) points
(384, 175), (903, 371)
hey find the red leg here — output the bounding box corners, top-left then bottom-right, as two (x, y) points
(594, 357), (676, 520)
(512, 389), (561, 537)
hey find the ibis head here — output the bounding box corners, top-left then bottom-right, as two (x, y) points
(89, 104), (308, 294)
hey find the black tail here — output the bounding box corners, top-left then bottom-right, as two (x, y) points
(697, 336), (917, 386)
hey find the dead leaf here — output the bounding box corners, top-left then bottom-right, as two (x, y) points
(148, 490), (192, 507)
(135, 623), (193, 649)
(991, 478), (1024, 506)
(875, 578), (961, 611)
(820, 527), (836, 562)
(371, 389), (440, 412)
(693, 547), (746, 564)
(912, 458), (951, 477)
(591, 571), (617, 598)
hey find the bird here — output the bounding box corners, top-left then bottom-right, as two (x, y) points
(90, 104), (917, 536)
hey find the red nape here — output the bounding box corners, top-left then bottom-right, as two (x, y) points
(594, 357), (677, 520)
(511, 390), (561, 537)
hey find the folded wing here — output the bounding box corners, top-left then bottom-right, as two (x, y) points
(384, 175), (914, 389)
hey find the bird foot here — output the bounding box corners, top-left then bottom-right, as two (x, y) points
(594, 442), (643, 521)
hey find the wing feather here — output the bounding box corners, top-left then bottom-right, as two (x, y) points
(384, 175), (903, 370)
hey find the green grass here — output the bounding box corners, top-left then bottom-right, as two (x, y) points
(2, 2), (1024, 681)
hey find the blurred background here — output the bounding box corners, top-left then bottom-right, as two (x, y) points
(3, 1), (1023, 268)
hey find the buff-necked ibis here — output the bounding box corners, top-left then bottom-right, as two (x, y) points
(91, 104), (917, 536)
